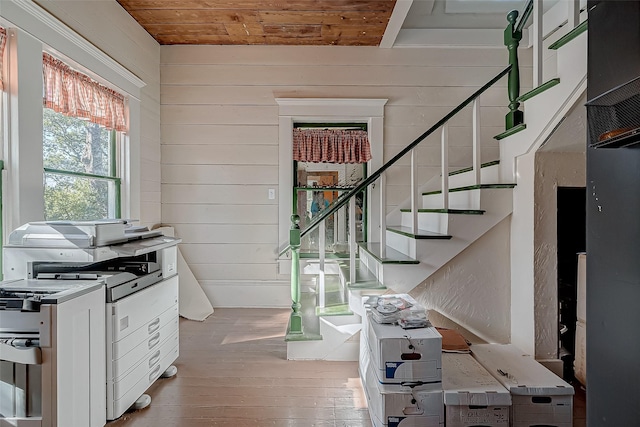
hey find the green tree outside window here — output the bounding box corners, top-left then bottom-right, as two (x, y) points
(43, 108), (120, 221)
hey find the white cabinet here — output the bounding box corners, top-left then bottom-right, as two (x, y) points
(105, 275), (179, 420)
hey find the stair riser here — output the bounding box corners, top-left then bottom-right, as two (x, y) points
(374, 263), (431, 295)
(400, 212), (450, 234)
(401, 189), (514, 234)
(448, 164), (500, 188)
(358, 248), (385, 284)
(422, 189), (482, 210)
(385, 229), (417, 258)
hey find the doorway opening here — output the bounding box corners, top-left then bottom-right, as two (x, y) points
(557, 186), (586, 381)
(293, 123), (368, 255)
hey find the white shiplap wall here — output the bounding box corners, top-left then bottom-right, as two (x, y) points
(33, 0), (162, 227)
(160, 45), (532, 307)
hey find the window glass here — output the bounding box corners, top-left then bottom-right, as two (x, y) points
(43, 107), (119, 220)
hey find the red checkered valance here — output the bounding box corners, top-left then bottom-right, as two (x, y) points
(292, 128), (371, 164)
(42, 53), (127, 132)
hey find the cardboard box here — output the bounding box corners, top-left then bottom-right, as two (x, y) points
(360, 324), (439, 392)
(442, 353), (511, 426)
(471, 344), (574, 427)
(361, 351), (444, 427)
(366, 311), (442, 384)
(511, 394), (572, 427)
(577, 253), (587, 323)
(574, 320), (586, 386)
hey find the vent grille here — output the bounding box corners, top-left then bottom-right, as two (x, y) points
(587, 76), (640, 148)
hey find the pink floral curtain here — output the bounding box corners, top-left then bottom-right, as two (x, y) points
(42, 53), (127, 132)
(0, 28), (7, 91)
(293, 128), (372, 164)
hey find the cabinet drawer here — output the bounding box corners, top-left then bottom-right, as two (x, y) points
(107, 337), (179, 420)
(108, 317), (178, 381)
(110, 304), (177, 360)
(107, 331), (178, 413)
(109, 276), (178, 342)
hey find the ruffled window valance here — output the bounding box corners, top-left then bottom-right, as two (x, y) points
(0, 28), (7, 90)
(42, 53), (127, 132)
(293, 128), (372, 164)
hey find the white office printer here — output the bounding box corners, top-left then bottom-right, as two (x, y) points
(0, 220), (181, 426)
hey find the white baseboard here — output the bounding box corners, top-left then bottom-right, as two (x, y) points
(199, 280), (291, 308)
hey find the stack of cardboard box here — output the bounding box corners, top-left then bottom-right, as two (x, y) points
(359, 294), (444, 427)
(471, 344), (574, 427)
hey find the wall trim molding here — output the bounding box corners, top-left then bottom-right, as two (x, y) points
(2, 0), (145, 97)
(275, 98), (388, 252)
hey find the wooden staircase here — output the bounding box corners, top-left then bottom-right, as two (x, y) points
(286, 5), (588, 360)
(361, 163), (516, 295)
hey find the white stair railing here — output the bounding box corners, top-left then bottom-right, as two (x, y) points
(441, 123), (449, 210)
(379, 173), (387, 258)
(410, 149), (419, 233)
(472, 98), (482, 186)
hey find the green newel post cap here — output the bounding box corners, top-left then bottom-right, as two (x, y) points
(504, 10), (521, 44)
(504, 9), (524, 130)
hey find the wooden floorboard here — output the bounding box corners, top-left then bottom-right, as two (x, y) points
(106, 307), (586, 427)
(106, 308), (372, 427)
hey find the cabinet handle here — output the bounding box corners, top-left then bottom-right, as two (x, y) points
(148, 332), (161, 349)
(149, 365), (161, 382)
(149, 350), (161, 368)
(148, 318), (160, 334)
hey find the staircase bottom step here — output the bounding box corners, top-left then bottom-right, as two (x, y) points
(316, 304), (352, 316)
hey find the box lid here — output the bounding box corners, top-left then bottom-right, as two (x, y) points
(471, 344), (574, 396)
(442, 353), (511, 406)
(369, 314), (442, 341)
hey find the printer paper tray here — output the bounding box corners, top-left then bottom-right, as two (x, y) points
(107, 271), (164, 303)
(110, 236), (181, 257)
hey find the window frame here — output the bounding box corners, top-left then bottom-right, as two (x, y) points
(0, 2), (144, 235)
(43, 120), (122, 220)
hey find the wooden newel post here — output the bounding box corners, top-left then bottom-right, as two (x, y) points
(504, 9), (524, 130)
(288, 214), (303, 335)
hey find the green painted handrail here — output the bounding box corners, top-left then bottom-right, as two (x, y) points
(515, 0), (533, 34)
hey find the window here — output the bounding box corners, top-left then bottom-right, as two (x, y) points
(43, 108), (120, 220)
(42, 53), (126, 221)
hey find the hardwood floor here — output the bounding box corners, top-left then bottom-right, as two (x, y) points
(106, 308), (371, 427)
(106, 308), (586, 427)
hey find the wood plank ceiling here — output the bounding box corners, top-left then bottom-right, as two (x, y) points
(116, 0), (397, 46)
